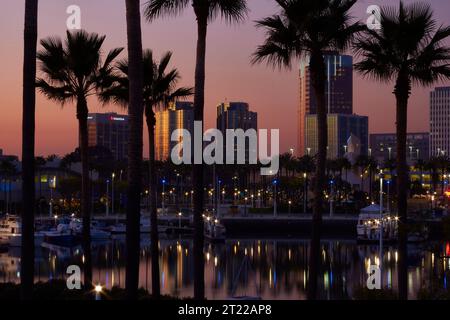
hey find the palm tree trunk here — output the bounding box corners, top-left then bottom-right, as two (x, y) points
(146, 108), (160, 298)
(395, 74), (410, 300)
(21, 0), (38, 300)
(125, 0), (144, 300)
(308, 52), (327, 300)
(192, 11), (208, 300)
(77, 97), (92, 289)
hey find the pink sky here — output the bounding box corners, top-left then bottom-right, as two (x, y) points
(1, 0), (450, 158)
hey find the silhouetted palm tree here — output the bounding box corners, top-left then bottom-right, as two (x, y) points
(252, 0), (361, 299)
(145, 0), (248, 300)
(36, 30), (123, 288)
(100, 50), (192, 297)
(354, 1), (450, 299)
(21, 0), (38, 300)
(124, 0), (144, 300)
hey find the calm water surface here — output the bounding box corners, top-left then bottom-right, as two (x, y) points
(1, 238), (449, 299)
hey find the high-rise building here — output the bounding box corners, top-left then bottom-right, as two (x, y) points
(305, 114), (368, 159)
(298, 52), (353, 155)
(155, 101), (194, 161)
(87, 113), (129, 161)
(217, 102), (258, 161)
(370, 132), (430, 163)
(430, 87), (450, 157)
(217, 102), (257, 132)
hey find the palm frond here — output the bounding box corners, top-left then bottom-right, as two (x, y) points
(252, 15), (300, 69)
(210, 0), (249, 24)
(36, 79), (75, 104)
(144, 0), (190, 21)
(37, 30), (122, 107)
(253, 0), (359, 69)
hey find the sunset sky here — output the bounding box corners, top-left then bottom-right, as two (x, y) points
(1, 0), (450, 158)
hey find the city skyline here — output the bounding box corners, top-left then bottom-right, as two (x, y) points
(2, 0), (450, 158)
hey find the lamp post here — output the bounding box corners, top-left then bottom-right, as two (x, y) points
(94, 284), (102, 301)
(303, 173), (307, 214)
(272, 179), (278, 217)
(111, 172), (115, 216)
(386, 180), (391, 213)
(162, 178), (166, 215)
(257, 191), (261, 208)
(49, 176), (56, 218)
(288, 200), (292, 215)
(244, 197), (248, 216)
(176, 173), (180, 210)
(106, 179), (110, 217)
(217, 179), (222, 217)
(329, 180), (334, 218)
(379, 170), (384, 289)
(388, 147), (392, 160)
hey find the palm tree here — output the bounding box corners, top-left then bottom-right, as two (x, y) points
(36, 30), (123, 288)
(100, 50), (193, 297)
(21, 0), (38, 300)
(252, 0), (361, 299)
(124, 0), (144, 300)
(145, 0), (248, 300)
(354, 1), (450, 299)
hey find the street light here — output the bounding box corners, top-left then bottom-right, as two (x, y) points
(244, 197), (248, 216)
(257, 191), (261, 208)
(388, 147), (392, 160)
(272, 179), (278, 217)
(329, 180), (334, 217)
(386, 179), (391, 213)
(303, 173), (308, 214)
(161, 178), (166, 215)
(379, 170), (384, 289)
(217, 179), (222, 217)
(94, 284), (102, 300)
(49, 176), (56, 218)
(111, 172), (115, 216)
(106, 179), (110, 217)
(288, 200), (292, 215)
